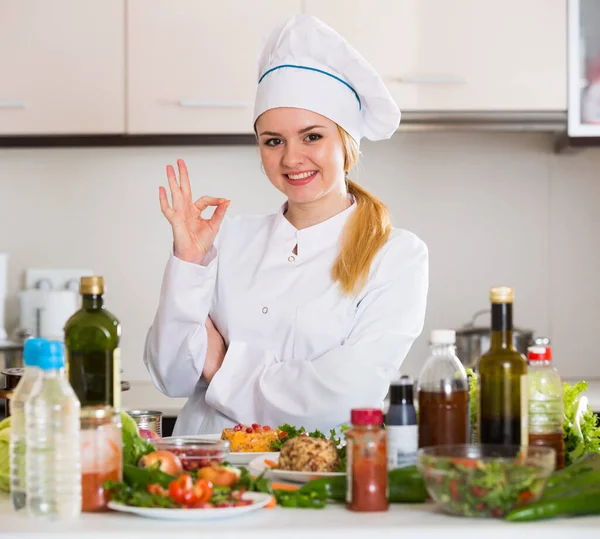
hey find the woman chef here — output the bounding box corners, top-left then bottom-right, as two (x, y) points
(144, 15), (429, 435)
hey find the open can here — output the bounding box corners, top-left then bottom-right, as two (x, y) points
(126, 409), (163, 437)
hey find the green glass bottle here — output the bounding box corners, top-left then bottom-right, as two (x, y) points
(477, 286), (528, 446)
(64, 276), (121, 410)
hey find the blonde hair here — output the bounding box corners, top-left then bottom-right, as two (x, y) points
(333, 125), (392, 296)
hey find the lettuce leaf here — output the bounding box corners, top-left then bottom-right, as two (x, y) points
(563, 381), (600, 466)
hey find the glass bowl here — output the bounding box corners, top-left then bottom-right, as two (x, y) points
(417, 444), (556, 518)
(152, 437), (230, 472)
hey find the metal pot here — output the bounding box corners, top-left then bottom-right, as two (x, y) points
(455, 309), (534, 369)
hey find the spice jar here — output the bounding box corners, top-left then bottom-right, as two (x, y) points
(346, 408), (388, 512)
(80, 406), (123, 512)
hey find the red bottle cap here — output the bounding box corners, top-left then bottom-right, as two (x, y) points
(527, 345), (552, 362)
(351, 408), (383, 425)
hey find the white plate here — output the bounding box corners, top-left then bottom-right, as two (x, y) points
(183, 433), (276, 466)
(107, 492), (272, 521)
(248, 452), (345, 484)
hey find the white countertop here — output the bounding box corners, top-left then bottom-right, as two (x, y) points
(122, 379), (600, 420)
(1, 494), (599, 538)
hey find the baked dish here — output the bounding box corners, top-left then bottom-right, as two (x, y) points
(278, 436), (340, 472)
(221, 423), (281, 452)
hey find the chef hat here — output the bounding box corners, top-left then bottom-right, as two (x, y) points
(253, 14), (401, 144)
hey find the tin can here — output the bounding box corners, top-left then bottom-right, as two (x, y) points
(126, 409), (163, 436)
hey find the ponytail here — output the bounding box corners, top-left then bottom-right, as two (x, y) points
(332, 126), (392, 296)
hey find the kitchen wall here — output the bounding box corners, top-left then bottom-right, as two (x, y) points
(0, 132), (599, 382)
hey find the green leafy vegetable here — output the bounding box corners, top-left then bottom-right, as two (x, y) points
(120, 411), (155, 467)
(563, 381), (600, 466)
(106, 480), (179, 508)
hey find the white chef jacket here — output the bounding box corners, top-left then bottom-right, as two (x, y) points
(144, 200), (428, 435)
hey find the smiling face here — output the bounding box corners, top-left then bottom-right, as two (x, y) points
(256, 108), (347, 208)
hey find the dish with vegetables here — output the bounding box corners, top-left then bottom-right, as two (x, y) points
(417, 444), (555, 518)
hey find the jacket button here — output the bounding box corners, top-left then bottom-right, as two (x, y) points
(262, 307), (268, 314)
(288, 255), (296, 262)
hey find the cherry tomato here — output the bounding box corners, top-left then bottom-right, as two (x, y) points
(263, 425), (271, 431)
(193, 479), (214, 504)
(278, 431), (288, 439)
(168, 475), (195, 505)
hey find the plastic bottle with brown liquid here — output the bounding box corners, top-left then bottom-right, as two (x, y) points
(417, 330), (469, 448)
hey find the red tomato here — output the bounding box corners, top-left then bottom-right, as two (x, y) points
(278, 431), (288, 439)
(449, 480), (460, 501)
(193, 479), (214, 504)
(168, 475), (195, 505)
(263, 425), (271, 431)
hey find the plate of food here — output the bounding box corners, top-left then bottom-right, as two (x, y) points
(248, 436), (346, 484)
(107, 491), (273, 521)
(219, 423), (284, 465)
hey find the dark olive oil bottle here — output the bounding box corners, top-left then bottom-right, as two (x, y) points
(477, 286), (528, 446)
(64, 276), (121, 409)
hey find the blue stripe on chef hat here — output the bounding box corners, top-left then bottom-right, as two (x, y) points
(258, 64), (362, 111)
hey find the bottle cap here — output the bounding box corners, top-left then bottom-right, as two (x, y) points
(80, 276), (104, 295)
(23, 337), (47, 368)
(527, 345), (552, 362)
(430, 329), (456, 345)
(490, 286), (514, 304)
(37, 340), (65, 371)
(350, 408), (383, 426)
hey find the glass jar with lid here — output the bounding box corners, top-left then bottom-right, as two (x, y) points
(80, 406), (122, 512)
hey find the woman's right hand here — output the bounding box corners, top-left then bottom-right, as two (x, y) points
(159, 159), (230, 264)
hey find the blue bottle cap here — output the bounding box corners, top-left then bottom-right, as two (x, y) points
(23, 338), (47, 368)
(37, 340), (65, 371)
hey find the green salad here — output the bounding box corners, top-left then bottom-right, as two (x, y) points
(420, 453), (547, 518)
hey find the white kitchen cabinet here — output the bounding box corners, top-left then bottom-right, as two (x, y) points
(0, 0), (125, 135)
(301, 0), (421, 111)
(304, 0), (567, 112)
(567, 0), (600, 136)
(127, 0), (302, 134)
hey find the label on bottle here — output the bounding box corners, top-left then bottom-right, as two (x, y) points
(521, 374), (529, 446)
(386, 425), (418, 469)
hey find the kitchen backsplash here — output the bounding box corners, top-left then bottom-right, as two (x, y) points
(0, 132), (598, 381)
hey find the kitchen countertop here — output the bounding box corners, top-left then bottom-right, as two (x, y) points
(122, 379), (600, 420)
(1, 494), (599, 538)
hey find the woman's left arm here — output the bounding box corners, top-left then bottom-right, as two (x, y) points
(205, 234), (429, 429)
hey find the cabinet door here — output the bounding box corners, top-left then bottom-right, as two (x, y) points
(414, 0), (567, 111)
(303, 0), (421, 111)
(0, 0), (124, 135)
(304, 0), (566, 112)
(127, 0), (302, 134)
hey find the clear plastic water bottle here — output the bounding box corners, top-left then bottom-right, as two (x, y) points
(9, 338), (45, 511)
(527, 343), (565, 469)
(25, 340), (81, 519)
